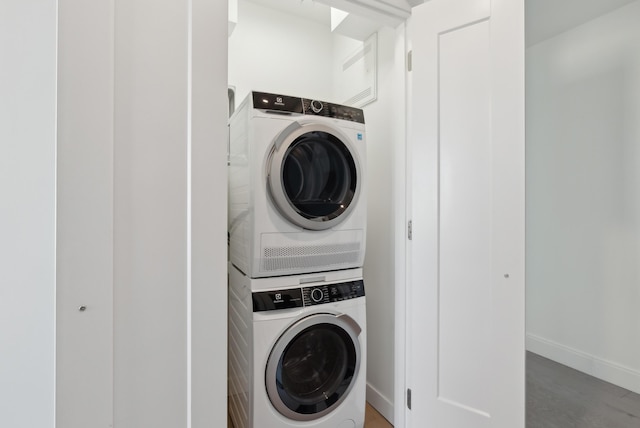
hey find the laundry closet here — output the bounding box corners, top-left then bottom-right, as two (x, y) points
(41, 0), (523, 427)
(227, 0), (404, 424)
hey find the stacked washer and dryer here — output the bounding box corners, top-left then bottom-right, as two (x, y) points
(227, 91), (367, 428)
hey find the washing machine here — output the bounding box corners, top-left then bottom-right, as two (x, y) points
(228, 91), (367, 278)
(228, 264), (366, 428)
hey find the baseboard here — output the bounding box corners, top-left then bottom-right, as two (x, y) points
(526, 333), (640, 395)
(366, 383), (394, 425)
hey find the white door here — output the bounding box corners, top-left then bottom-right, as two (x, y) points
(406, 0), (525, 426)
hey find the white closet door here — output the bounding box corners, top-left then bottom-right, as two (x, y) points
(407, 0), (525, 426)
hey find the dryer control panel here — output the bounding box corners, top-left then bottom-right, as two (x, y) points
(252, 91), (365, 124)
(252, 280), (365, 312)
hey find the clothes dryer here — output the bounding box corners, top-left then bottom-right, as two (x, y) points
(228, 91), (367, 278)
(228, 264), (366, 428)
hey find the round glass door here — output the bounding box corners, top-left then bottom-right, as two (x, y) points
(265, 314), (361, 421)
(268, 123), (361, 230)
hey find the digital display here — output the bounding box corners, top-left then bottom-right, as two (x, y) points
(328, 280), (365, 301)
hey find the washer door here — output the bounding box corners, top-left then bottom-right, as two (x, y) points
(267, 122), (361, 230)
(265, 313), (362, 421)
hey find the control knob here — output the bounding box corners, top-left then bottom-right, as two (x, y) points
(310, 288), (324, 303)
(310, 100), (323, 113)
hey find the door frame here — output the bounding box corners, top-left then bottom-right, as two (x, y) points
(224, 1), (522, 427)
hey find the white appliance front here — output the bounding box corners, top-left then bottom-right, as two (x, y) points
(228, 265), (366, 428)
(228, 91), (367, 278)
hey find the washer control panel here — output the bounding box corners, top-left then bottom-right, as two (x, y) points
(253, 280), (365, 312)
(303, 279), (365, 307)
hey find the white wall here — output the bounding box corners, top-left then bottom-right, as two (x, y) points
(525, 0), (636, 47)
(526, 0), (640, 393)
(363, 27), (404, 423)
(228, 0), (334, 106)
(0, 1), (56, 427)
(332, 27), (404, 423)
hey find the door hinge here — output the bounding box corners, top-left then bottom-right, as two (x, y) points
(407, 388), (412, 410)
(408, 220), (413, 240)
(407, 50), (413, 72)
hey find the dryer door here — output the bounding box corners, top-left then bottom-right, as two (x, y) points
(267, 122), (361, 230)
(265, 313), (362, 421)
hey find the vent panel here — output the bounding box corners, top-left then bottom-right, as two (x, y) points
(261, 242), (361, 272)
(337, 33), (377, 108)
